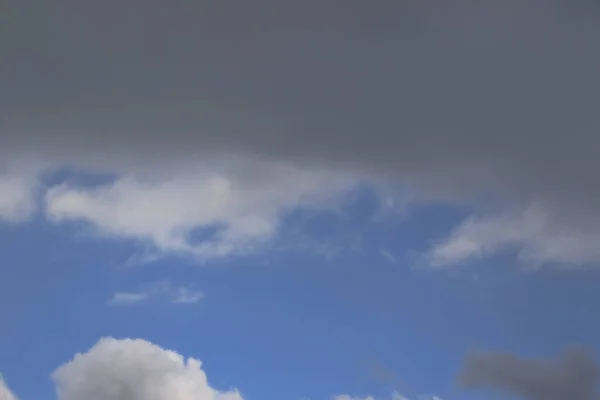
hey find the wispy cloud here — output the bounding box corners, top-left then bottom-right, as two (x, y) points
(0, 173), (37, 222)
(172, 288), (205, 304)
(379, 249), (397, 263)
(108, 292), (149, 305)
(426, 204), (600, 268)
(108, 282), (204, 306)
(334, 392), (436, 400)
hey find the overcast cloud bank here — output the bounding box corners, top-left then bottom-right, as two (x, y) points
(2, 1), (600, 266)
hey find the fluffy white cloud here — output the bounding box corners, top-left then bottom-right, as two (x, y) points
(45, 161), (354, 260)
(52, 338), (242, 400)
(4, 338), (443, 400)
(428, 204), (600, 267)
(0, 377), (17, 400)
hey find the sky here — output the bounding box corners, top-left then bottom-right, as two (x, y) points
(2, 1), (600, 400)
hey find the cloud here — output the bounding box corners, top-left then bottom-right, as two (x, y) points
(3, 340), (438, 400)
(0, 173), (37, 222)
(52, 338), (242, 400)
(108, 292), (149, 305)
(428, 204), (600, 267)
(333, 392), (428, 400)
(334, 395), (375, 400)
(379, 249), (397, 264)
(45, 162), (353, 259)
(109, 282), (205, 305)
(3, 0), (600, 264)
(173, 288), (205, 304)
(48, 339), (434, 400)
(459, 348), (600, 400)
(0, 376), (18, 400)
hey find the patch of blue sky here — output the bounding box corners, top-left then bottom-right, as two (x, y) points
(3, 175), (600, 400)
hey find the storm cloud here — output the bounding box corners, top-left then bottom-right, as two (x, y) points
(3, 1), (600, 263)
(460, 348), (600, 400)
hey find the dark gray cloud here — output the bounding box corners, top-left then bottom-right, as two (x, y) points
(2, 1), (600, 230)
(459, 348), (600, 400)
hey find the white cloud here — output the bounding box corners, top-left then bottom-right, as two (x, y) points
(109, 282), (204, 306)
(334, 395), (375, 400)
(379, 249), (397, 263)
(52, 337), (242, 400)
(428, 204), (600, 267)
(173, 288), (205, 304)
(0, 376), (17, 400)
(108, 292), (149, 305)
(334, 392), (420, 400)
(4, 338), (442, 400)
(45, 162), (353, 260)
(0, 174), (37, 222)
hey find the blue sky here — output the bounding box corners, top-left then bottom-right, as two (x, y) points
(2, 179), (600, 400)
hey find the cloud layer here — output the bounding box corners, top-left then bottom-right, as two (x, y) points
(3, 0), (600, 265)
